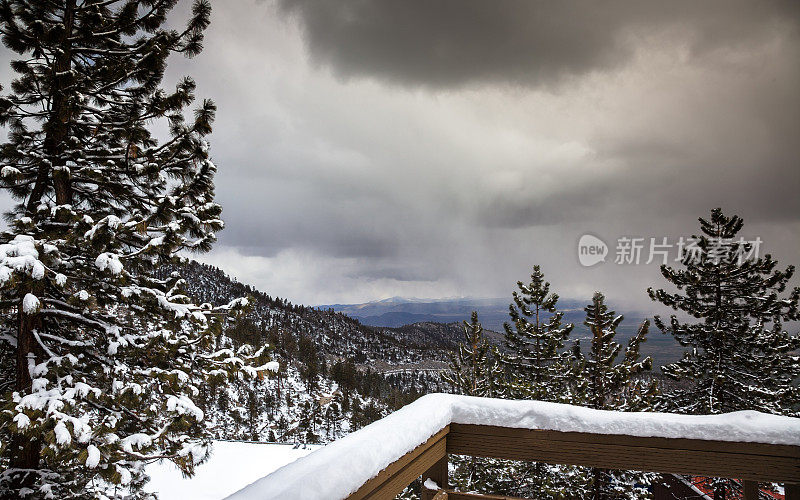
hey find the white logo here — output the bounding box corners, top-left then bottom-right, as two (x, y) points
(578, 234), (608, 267)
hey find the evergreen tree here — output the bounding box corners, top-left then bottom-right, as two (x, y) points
(445, 312), (506, 496)
(443, 311), (504, 398)
(648, 208), (800, 499)
(298, 333), (319, 392)
(246, 388), (260, 441)
(445, 312), (520, 497)
(0, 1), (272, 497)
(571, 292), (658, 499)
(503, 266), (574, 401)
(494, 268), (588, 499)
(648, 208), (800, 416)
(324, 400), (340, 439)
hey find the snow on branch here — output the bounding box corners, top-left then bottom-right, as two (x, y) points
(0, 235), (46, 284)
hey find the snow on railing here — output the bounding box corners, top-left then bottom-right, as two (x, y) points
(226, 393), (800, 500)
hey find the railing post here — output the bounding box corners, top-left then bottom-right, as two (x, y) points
(786, 483), (800, 500)
(421, 454), (448, 500)
(742, 481), (758, 500)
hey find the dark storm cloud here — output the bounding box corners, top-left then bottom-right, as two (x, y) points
(475, 182), (608, 229)
(474, 154), (800, 230)
(277, 0), (799, 88)
(5, 0), (796, 305)
(84, 0), (800, 305)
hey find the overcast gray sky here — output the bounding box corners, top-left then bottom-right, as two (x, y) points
(3, 0), (799, 308)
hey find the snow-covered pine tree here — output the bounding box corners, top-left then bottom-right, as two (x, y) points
(570, 292), (657, 500)
(443, 311), (504, 398)
(445, 312), (534, 497)
(0, 1), (274, 497)
(572, 293), (657, 412)
(648, 208), (800, 416)
(502, 266), (574, 401)
(498, 267), (591, 499)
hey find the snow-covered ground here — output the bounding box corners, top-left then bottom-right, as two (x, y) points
(145, 441), (320, 500)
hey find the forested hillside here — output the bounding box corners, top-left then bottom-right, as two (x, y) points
(169, 261), (452, 443)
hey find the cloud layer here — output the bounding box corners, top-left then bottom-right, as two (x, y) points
(278, 0), (799, 88)
(170, 0), (800, 306)
(1, 1), (798, 308)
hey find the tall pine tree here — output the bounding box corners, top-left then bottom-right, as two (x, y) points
(0, 1), (272, 497)
(443, 311), (504, 398)
(498, 267), (590, 499)
(571, 292), (657, 499)
(444, 311), (511, 495)
(648, 208), (800, 416)
(503, 265), (574, 401)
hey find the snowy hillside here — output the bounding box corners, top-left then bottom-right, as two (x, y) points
(169, 260), (453, 445)
(173, 261), (457, 364)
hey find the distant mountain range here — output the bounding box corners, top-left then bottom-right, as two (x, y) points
(319, 296), (686, 367)
(319, 296), (529, 331)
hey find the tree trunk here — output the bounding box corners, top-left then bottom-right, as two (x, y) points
(6, 295), (44, 497)
(26, 0), (76, 212)
(592, 467), (606, 500)
(10, 2), (76, 492)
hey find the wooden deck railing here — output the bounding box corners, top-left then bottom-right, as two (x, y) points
(225, 395), (800, 500)
(347, 423), (800, 500)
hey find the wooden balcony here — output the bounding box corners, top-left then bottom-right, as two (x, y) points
(226, 394), (800, 500)
(348, 423), (799, 500)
